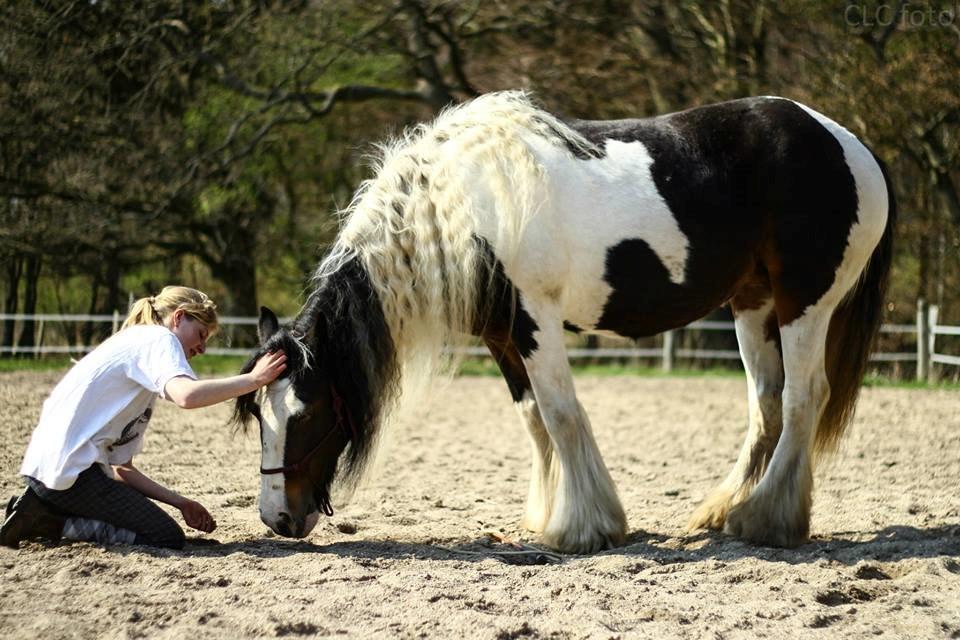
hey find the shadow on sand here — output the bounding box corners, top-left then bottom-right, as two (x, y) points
(110, 522), (960, 568)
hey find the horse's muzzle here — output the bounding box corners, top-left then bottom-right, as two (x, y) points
(263, 510), (320, 538)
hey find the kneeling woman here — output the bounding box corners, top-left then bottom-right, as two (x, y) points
(1, 286), (286, 549)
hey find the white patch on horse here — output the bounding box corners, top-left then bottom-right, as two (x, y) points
(257, 378), (305, 526)
(490, 134), (690, 331)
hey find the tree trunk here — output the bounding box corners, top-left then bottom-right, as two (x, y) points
(82, 274), (102, 348)
(207, 223), (260, 350)
(2, 253), (23, 358)
(934, 170), (960, 229)
(101, 252), (122, 341)
(213, 256), (259, 349)
(15, 253), (41, 356)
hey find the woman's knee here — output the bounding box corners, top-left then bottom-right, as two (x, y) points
(137, 523), (185, 549)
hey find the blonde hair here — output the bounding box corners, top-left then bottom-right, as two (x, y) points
(122, 286), (219, 334)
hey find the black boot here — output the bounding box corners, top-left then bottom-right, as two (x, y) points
(0, 488), (65, 549)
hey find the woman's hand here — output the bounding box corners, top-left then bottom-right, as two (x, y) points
(116, 462), (217, 533)
(250, 350), (287, 387)
(180, 499), (216, 533)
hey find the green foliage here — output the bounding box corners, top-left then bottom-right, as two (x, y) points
(2, 0), (959, 373)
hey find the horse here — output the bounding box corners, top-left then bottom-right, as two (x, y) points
(234, 91), (895, 553)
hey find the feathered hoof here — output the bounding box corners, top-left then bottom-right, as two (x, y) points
(540, 516), (627, 554)
(687, 488), (736, 532)
(521, 511), (548, 534)
(723, 497), (809, 548)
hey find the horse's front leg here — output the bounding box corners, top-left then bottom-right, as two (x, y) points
(484, 336), (556, 534)
(517, 302), (627, 554)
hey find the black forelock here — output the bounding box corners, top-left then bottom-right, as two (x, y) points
(231, 329), (310, 433)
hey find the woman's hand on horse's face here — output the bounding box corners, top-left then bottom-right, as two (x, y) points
(180, 499), (216, 533)
(252, 350), (287, 387)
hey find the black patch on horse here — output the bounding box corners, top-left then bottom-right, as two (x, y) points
(473, 236), (539, 402)
(473, 236), (539, 360)
(567, 97), (859, 332)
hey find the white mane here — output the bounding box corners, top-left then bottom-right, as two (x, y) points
(313, 91), (598, 395)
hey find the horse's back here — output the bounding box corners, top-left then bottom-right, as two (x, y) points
(492, 97), (888, 337)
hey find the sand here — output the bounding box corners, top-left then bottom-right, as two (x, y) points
(1, 371), (958, 639)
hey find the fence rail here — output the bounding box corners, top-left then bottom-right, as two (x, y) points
(1, 299), (956, 381)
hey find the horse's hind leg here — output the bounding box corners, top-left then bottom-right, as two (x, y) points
(724, 303), (833, 547)
(515, 303), (627, 553)
(484, 336), (556, 533)
(688, 296), (784, 532)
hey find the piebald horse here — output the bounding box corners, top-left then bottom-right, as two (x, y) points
(235, 91), (895, 553)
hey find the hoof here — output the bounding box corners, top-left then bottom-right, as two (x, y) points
(521, 514), (546, 534)
(541, 523), (626, 555)
(723, 497), (809, 548)
(540, 503), (628, 554)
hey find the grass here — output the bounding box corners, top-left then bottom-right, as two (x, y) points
(862, 374), (960, 390)
(0, 354), (251, 376)
(0, 356), (76, 373)
(2, 355), (958, 390)
(456, 357), (745, 379)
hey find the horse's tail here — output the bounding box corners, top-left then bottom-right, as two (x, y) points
(817, 152), (897, 456)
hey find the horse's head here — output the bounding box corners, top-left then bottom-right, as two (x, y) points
(235, 307), (354, 539)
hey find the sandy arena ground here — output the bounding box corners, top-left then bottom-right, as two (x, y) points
(1, 370), (958, 639)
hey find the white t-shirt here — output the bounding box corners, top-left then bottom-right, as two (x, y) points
(20, 324), (196, 490)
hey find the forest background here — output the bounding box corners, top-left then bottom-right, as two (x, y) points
(1, 0), (958, 361)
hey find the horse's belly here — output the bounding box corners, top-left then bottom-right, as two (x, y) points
(559, 240), (741, 338)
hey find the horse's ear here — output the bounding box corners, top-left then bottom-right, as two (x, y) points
(258, 306), (280, 344)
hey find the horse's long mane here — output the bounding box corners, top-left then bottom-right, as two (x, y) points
(319, 91), (598, 398)
(300, 257), (398, 485)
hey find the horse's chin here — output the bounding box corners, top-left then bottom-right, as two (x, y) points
(278, 511), (319, 538)
(302, 511), (320, 536)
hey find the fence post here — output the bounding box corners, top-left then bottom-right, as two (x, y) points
(929, 304), (939, 382)
(662, 330), (676, 373)
(35, 319), (44, 359)
(916, 299), (930, 383)
(112, 310), (120, 335)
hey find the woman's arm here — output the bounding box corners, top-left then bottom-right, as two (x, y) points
(114, 461), (216, 533)
(163, 350), (287, 409)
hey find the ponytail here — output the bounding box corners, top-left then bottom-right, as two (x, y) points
(121, 297), (164, 330)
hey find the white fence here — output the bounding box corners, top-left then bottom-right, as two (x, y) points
(1, 300), (957, 381)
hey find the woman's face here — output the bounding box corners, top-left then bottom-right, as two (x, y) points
(168, 311), (210, 360)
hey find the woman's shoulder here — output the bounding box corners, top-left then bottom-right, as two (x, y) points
(88, 325), (178, 361)
(58, 326), (174, 383)
(112, 324), (175, 343)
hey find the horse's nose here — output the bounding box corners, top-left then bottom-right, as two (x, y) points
(275, 512), (293, 537)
